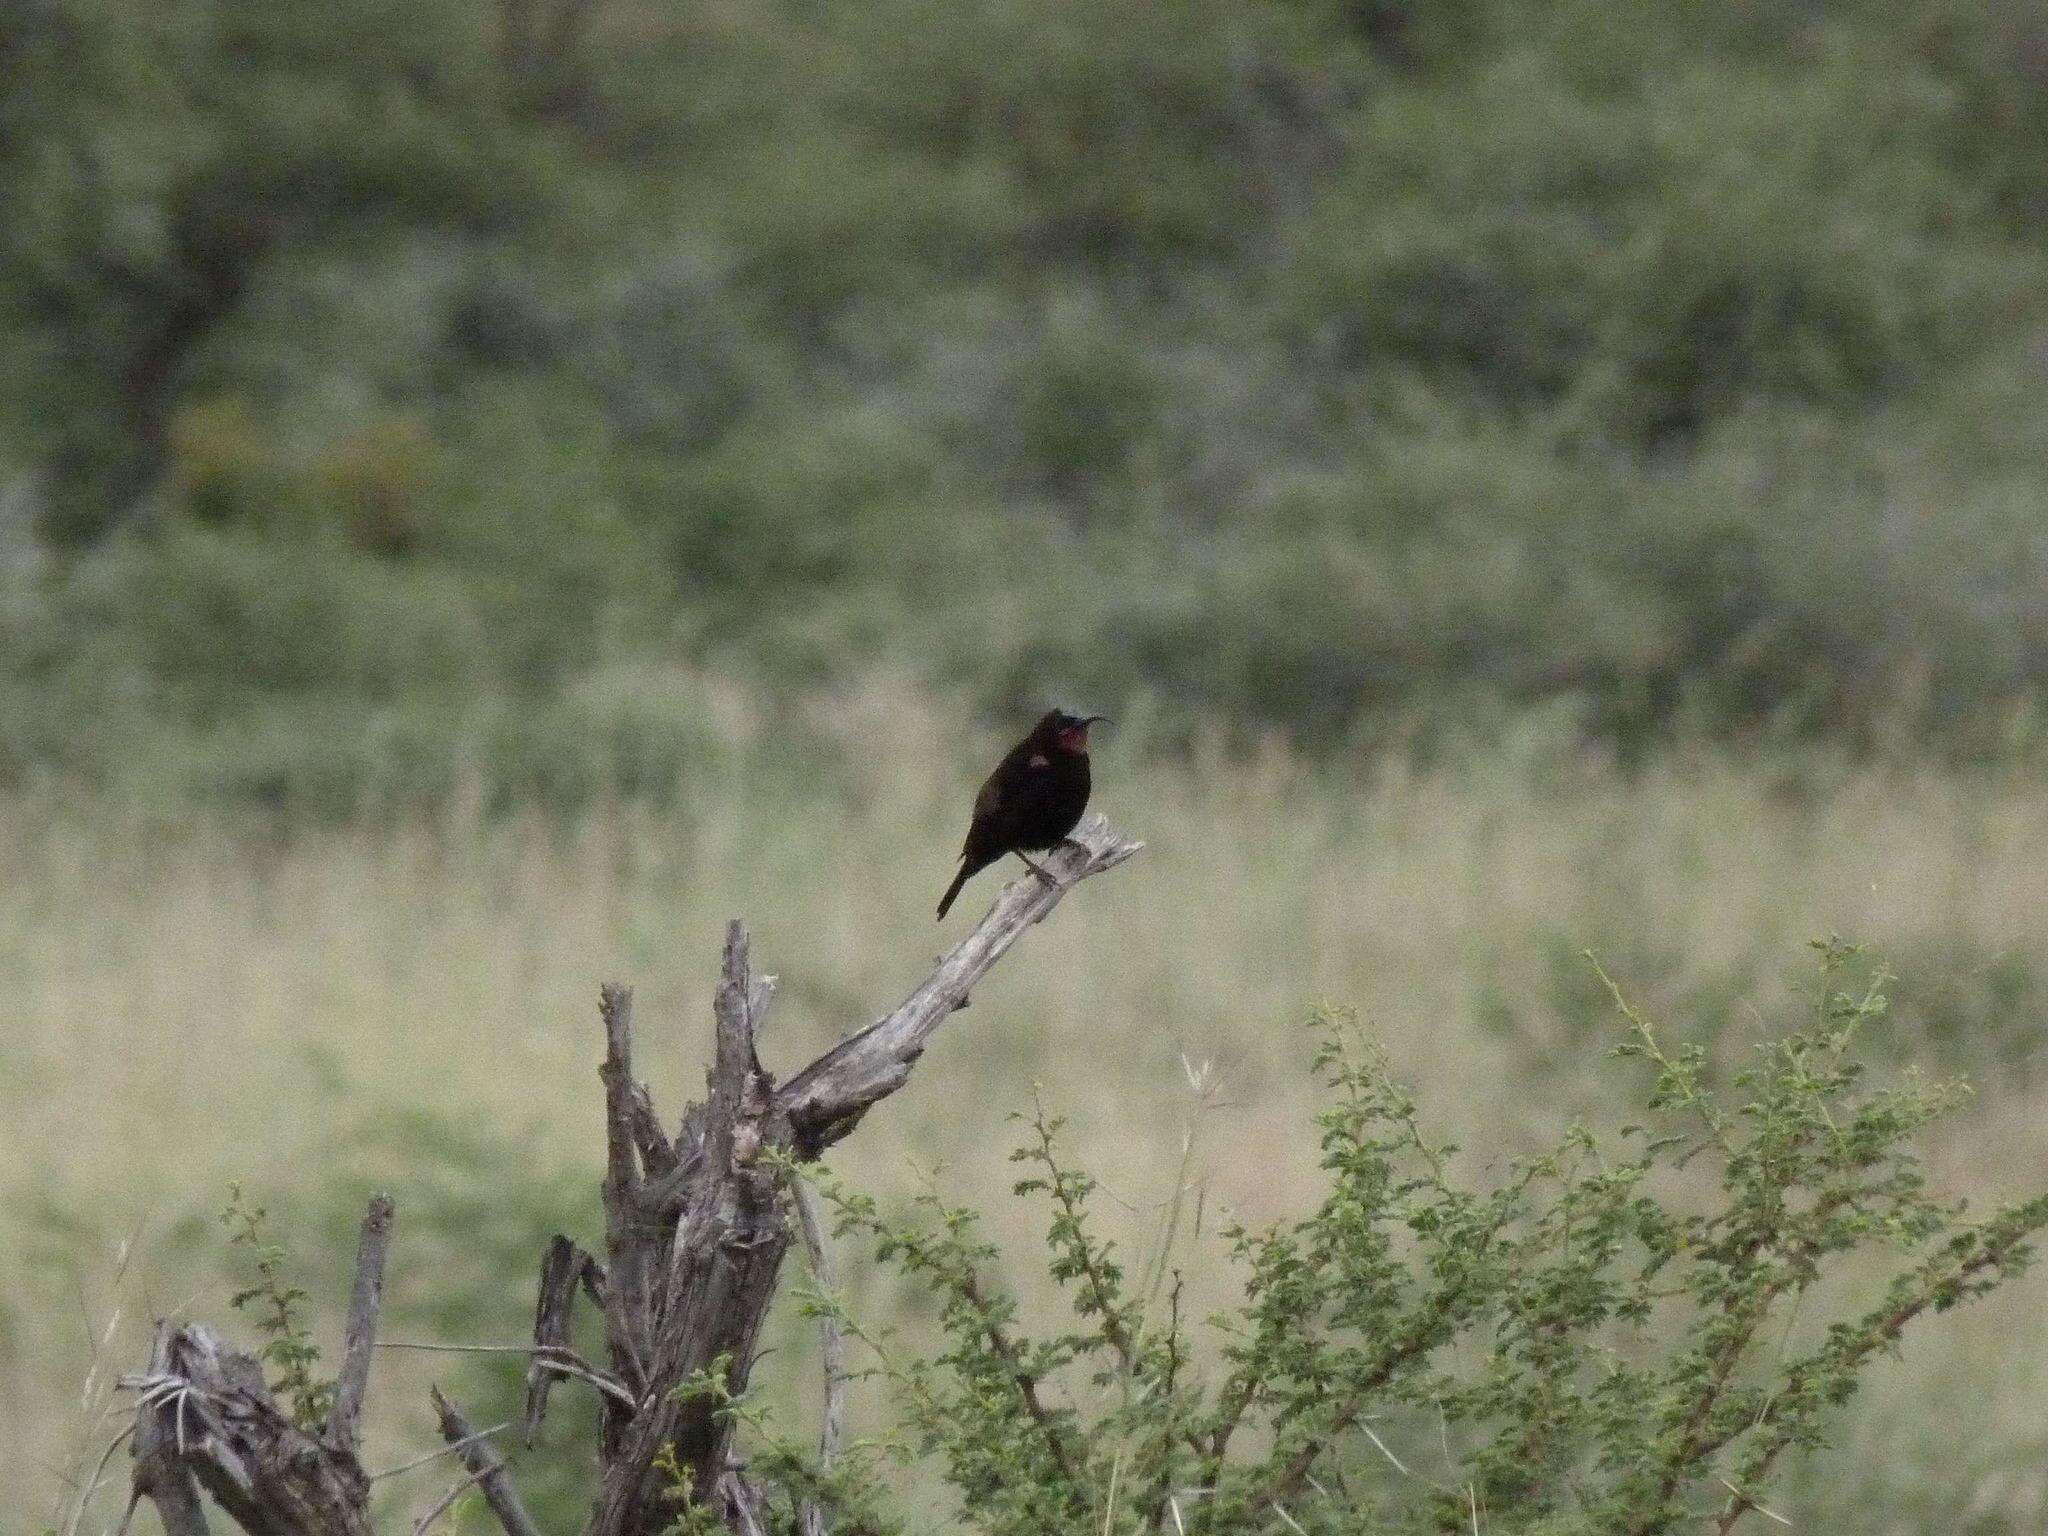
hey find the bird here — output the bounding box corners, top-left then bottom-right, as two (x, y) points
(936, 709), (1109, 920)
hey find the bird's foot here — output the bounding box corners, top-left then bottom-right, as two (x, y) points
(1016, 852), (1063, 890)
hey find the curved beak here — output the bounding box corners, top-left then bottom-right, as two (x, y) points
(1082, 714), (1111, 727)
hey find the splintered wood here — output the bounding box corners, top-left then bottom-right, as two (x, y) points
(123, 814), (1140, 1536)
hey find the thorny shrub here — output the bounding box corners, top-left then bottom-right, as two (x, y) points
(704, 939), (2048, 1534)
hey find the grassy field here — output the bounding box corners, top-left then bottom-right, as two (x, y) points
(8, 732), (2048, 1533)
(11, 5), (2048, 1527)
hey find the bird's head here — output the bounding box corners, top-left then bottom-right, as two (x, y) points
(1036, 709), (1110, 755)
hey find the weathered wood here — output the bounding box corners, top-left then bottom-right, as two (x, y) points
(126, 1323), (370, 1536)
(126, 1201), (396, 1536)
(431, 1387), (545, 1536)
(597, 983), (654, 1392)
(578, 1249), (610, 1313)
(131, 1324), (213, 1536)
(777, 814), (1142, 1153)
(579, 816), (1138, 1536)
(588, 924), (791, 1536)
(121, 811), (1139, 1536)
(527, 1236), (589, 1441)
(791, 1175), (848, 1536)
(633, 1105), (705, 1227)
(329, 1193), (395, 1454)
(704, 923), (768, 1180)
(536, 1235), (632, 1461)
(626, 1083), (677, 1181)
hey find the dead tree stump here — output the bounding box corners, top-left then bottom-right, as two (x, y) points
(121, 814), (1141, 1536)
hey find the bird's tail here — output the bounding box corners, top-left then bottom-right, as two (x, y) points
(936, 862), (973, 920)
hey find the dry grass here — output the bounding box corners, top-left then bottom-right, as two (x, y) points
(6, 735), (2048, 1532)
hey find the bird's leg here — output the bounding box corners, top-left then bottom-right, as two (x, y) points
(1015, 851), (1062, 889)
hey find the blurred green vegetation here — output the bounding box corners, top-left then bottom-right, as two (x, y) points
(5, 0), (2048, 811)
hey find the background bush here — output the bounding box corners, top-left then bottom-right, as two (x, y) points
(6, 0), (2048, 812)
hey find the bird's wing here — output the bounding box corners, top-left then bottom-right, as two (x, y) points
(962, 769), (1006, 856)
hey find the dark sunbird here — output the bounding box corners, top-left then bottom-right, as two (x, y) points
(936, 710), (1109, 920)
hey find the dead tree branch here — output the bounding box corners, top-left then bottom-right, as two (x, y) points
(598, 983), (655, 1393)
(528, 1236), (605, 1441)
(329, 1194), (395, 1454)
(779, 817), (1142, 1153)
(791, 1175), (848, 1536)
(130, 1325), (211, 1536)
(576, 815), (1138, 1536)
(431, 1387), (545, 1536)
(123, 1321), (371, 1536)
(118, 812), (1138, 1536)
(370, 1420), (512, 1482)
(587, 923), (791, 1536)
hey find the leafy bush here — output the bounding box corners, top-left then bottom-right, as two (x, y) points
(719, 941), (2048, 1533)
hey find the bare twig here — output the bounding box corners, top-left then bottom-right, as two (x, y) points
(371, 1423), (513, 1483)
(960, 1271), (1081, 1484)
(412, 1468), (492, 1536)
(791, 1174), (848, 1536)
(526, 1351), (637, 1408)
(86, 816), (1129, 1536)
(329, 1194), (396, 1453)
(380, 1340), (636, 1408)
(431, 1388), (544, 1536)
(1358, 1422), (1412, 1479)
(1716, 1477), (1792, 1530)
(110, 816), (1139, 1536)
